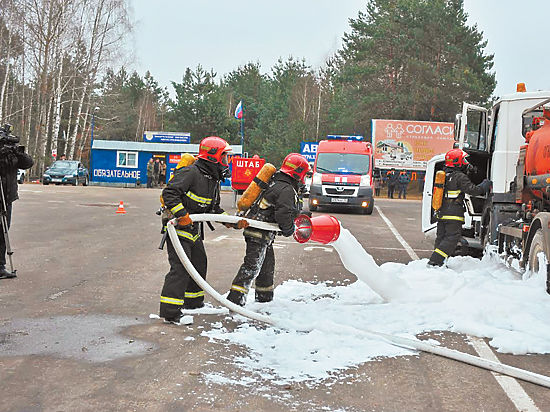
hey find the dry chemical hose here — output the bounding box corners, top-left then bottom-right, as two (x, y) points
(165, 214), (550, 389)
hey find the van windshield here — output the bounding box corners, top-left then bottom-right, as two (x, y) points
(316, 153), (370, 175)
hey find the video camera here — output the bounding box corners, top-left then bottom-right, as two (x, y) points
(0, 124), (20, 147)
(0, 124), (24, 175)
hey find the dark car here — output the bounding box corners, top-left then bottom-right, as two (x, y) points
(43, 160), (89, 186)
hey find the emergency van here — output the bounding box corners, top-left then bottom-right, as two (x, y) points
(308, 135), (374, 214)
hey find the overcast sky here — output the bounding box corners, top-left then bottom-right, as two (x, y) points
(129, 0), (550, 99)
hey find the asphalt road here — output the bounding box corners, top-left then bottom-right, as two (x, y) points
(1, 185), (549, 411)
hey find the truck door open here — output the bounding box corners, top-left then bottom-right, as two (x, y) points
(457, 103), (490, 218)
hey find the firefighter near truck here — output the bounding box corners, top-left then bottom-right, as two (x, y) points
(422, 84), (550, 292)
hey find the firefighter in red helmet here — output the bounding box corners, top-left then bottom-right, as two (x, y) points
(159, 136), (237, 323)
(427, 148), (491, 267)
(227, 153), (310, 306)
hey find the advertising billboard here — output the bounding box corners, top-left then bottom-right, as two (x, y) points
(371, 119), (454, 170)
(300, 142), (319, 162)
(143, 131), (191, 144)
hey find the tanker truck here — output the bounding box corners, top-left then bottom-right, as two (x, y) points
(422, 84), (550, 292)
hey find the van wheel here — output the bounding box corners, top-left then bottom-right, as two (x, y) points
(528, 229), (550, 294)
(364, 201), (374, 215)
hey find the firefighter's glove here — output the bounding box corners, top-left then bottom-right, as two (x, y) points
(479, 179), (492, 194)
(175, 213), (192, 228)
(235, 219), (249, 229)
(223, 219), (249, 229)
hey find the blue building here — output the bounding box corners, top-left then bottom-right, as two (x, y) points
(90, 140), (243, 187)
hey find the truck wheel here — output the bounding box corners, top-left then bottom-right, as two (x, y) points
(365, 200), (374, 215)
(528, 230), (549, 289)
(309, 202), (317, 212)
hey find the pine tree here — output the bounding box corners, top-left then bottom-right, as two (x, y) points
(330, 0), (495, 136)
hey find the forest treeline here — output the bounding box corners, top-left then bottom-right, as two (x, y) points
(0, 0), (495, 175)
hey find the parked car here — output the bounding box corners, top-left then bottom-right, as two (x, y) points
(43, 160), (89, 186)
(17, 169), (25, 184)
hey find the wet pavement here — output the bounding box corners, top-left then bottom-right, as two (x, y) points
(0, 315), (155, 362)
(0, 185), (549, 411)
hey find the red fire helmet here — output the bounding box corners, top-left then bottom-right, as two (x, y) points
(280, 153), (310, 183)
(197, 136), (232, 167)
(444, 148), (470, 168)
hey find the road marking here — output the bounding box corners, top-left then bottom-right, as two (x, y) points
(212, 235), (228, 242)
(376, 204), (539, 411)
(304, 246), (333, 253)
(469, 337), (540, 412)
(374, 205), (419, 260)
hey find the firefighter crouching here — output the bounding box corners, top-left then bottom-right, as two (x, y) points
(227, 153), (310, 306)
(427, 149), (491, 267)
(159, 136), (242, 323)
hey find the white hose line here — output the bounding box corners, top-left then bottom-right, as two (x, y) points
(167, 215), (277, 326)
(168, 214), (550, 389)
(362, 328), (550, 389)
(190, 213), (280, 231)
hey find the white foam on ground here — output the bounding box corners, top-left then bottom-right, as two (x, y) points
(203, 226), (550, 384)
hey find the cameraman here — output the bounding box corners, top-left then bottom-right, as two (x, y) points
(0, 125), (33, 279)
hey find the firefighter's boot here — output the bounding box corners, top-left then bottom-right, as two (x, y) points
(255, 290), (273, 303)
(227, 289), (246, 307)
(427, 252), (445, 267)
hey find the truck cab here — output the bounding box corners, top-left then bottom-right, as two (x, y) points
(309, 135), (374, 214)
(422, 88), (550, 257)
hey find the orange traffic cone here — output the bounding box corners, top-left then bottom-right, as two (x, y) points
(116, 201), (126, 214)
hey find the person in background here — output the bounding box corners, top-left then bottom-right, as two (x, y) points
(397, 170), (411, 199)
(146, 158), (154, 188)
(0, 125), (34, 279)
(386, 168), (397, 199)
(159, 160), (167, 187)
(373, 172), (381, 196)
(59, 154), (66, 161)
(153, 158), (160, 188)
(227, 153), (309, 307)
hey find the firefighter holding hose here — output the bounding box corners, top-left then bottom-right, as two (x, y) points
(159, 136), (247, 323)
(227, 153), (310, 306)
(427, 148), (491, 267)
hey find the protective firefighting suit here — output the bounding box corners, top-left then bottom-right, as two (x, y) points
(159, 158), (226, 320)
(227, 172), (300, 306)
(428, 166), (490, 266)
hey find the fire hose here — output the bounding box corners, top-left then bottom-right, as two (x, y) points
(166, 213), (550, 389)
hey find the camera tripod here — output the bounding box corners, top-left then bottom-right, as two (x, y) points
(0, 175), (16, 278)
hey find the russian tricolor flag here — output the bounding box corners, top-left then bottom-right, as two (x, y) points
(234, 100), (243, 120)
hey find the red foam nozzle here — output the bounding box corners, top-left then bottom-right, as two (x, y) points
(293, 214), (340, 244)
